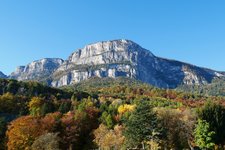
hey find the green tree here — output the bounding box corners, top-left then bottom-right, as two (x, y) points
(105, 114), (114, 129)
(58, 102), (71, 114)
(6, 80), (19, 94)
(40, 102), (54, 116)
(100, 111), (115, 129)
(123, 100), (161, 149)
(194, 119), (215, 149)
(197, 102), (225, 145)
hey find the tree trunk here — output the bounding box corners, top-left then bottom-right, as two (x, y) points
(142, 141), (145, 150)
(69, 144), (73, 150)
(188, 140), (194, 150)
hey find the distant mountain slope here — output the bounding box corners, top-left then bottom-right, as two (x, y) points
(10, 58), (64, 82)
(177, 77), (225, 96)
(0, 71), (7, 78)
(9, 39), (224, 88)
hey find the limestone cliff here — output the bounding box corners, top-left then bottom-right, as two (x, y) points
(9, 40), (224, 88)
(10, 58), (64, 81)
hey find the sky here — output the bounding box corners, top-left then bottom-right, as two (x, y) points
(0, 0), (225, 75)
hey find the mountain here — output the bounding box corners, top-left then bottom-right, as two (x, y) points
(9, 39), (224, 88)
(10, 58), (64, 82)
(0, 71), (7, 78)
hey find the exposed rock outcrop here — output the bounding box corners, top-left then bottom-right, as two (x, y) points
(9, 39), (224, 88)
(10, 58), (64, 81)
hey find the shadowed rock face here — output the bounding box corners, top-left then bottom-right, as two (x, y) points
(9, 39), (224, 88)
(0, 71), (7, 78)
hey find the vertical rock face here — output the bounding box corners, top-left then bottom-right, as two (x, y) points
(0, 71), (7, 78)
(10, 58), (64, 81)
(68, 40), (151, 65)
(51, 64), (137, 87)
(51, 40), (150, 87)
(9, 39), (224, 88)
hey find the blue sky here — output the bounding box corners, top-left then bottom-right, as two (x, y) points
(0, 0), (225, 75)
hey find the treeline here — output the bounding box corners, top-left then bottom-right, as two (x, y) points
(2, 97), (225, 149)
(0, 78), (225, 149)
(0, 79), (72, 98)
(177, 78), (225, 96)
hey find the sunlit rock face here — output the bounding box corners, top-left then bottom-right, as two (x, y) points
(10, 58), (64, 81)
(51, 39), (148, 87)
(68, 39), (152, 65)
(9, 39), (224, 88)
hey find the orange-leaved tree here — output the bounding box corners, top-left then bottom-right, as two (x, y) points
(7, 112), (61, 150)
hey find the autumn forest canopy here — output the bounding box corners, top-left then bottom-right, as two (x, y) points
(0, 77), (225, 150)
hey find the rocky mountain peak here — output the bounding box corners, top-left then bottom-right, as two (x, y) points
(0, 71), (7, 78)
(68, 39), (154, 65)
(10, 58), (64, 81)
(82, 39), (141, 53)
(8, 39), (224, 88)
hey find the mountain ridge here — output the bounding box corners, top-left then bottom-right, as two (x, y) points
(5, 39), (224, 88)
(0, 71), (7, 78)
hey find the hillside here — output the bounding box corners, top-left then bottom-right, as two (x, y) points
(0, 78), (225, 149)
(177, 77), (225, 96)
(0, 78), (71, 97)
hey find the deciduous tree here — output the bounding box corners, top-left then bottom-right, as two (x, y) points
(28, 97), (44, 116)
(94, 124), (125, 149)
(31, 133), (61, 150)
(197, 101), (225, 145)
(194, 119), (215, 149)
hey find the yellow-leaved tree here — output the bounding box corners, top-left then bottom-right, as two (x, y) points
(28, 97), (44, 116)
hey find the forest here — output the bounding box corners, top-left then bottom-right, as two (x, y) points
(0, 78), (225, 150)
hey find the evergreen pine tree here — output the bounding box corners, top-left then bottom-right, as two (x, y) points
(123, 100), (161, 149)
